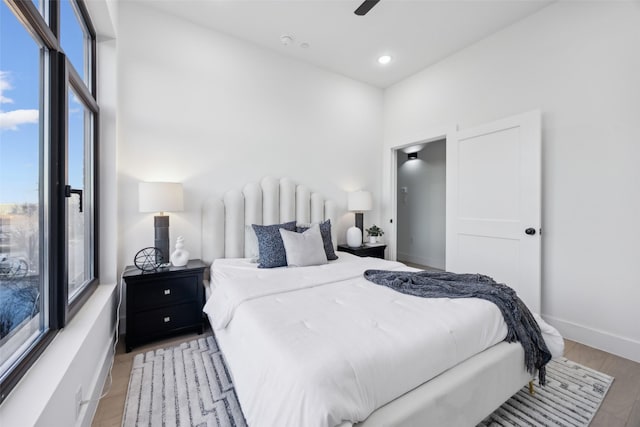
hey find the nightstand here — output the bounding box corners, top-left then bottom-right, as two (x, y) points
(124, 259), (206, 352)
(337, 244), (387, 259)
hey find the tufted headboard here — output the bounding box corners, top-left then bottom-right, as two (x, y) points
(202, 177), (337, 264)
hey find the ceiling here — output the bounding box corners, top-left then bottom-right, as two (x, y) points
(147, 0), (553, 88)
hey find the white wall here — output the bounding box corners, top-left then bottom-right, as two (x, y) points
(117, 3), (384, 286)
(98, 36), (118, 284)
(397, 140), (446, 269)
(383, 1), (640, 361)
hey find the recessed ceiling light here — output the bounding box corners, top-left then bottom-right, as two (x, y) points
(378, 55), (392, 65)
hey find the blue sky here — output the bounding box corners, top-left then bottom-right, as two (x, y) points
(0, 0), (86, 204)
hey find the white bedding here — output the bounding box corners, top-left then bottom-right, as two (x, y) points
(203, 253), (563, 427)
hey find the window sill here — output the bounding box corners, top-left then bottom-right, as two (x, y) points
(0, 283), (117, 426)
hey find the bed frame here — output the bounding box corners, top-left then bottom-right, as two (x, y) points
(202, 177), (532, 426)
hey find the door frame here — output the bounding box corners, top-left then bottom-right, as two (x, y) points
(387, 124), (457, 262)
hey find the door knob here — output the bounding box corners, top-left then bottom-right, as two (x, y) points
(525, 228), (536, 235)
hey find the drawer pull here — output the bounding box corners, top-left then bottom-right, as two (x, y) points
(163, 316), (171, 323)
(164, 289), (171, 295)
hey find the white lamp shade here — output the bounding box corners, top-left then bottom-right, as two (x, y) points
(139, 182), (184, 213)
(347, 190), (372, 212)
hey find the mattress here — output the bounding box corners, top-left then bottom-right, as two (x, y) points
(202, 253), (567, 427)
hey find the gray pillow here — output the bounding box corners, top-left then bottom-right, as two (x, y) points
(252, 221), (297, 268)
(296, 219), (338, 261)
(280, 224), (328, 267)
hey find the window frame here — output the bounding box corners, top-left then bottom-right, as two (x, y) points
(0, 0), (99, 404)
(64, 59), (99, 320)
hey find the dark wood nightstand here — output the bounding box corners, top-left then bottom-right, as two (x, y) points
(124, 259), (207, 352)
(337, 244), (387, 259)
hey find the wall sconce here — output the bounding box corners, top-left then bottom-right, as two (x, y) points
(408, 152), (418, 160)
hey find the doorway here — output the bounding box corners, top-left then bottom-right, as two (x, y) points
(396, 139), (446, 271)
(386, 110), (541, 312)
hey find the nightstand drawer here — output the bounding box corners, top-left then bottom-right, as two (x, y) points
(337, 244), (386, 259)
(131, 276), (199, 310)
(132, 303), (201, 336)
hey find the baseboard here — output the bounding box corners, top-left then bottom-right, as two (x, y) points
(397, 252), (445, 270)
(543, 314), (640, 363)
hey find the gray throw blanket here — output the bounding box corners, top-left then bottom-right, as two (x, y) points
(363, 269), (551, 385)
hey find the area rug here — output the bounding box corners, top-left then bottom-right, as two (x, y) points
(122, 336), (246, 427)
(478, 357), (613, 427)
(122, 336), (613, 427)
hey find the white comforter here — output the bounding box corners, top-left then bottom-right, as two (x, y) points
(203, 254), (562, 427)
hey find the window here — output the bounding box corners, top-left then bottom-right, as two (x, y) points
(60, 0), (90, 88)
(30, 0), (43, 18)
(0, 0), (98, 403)
(66, 87), (95, 302)
(0, 1), (47, 386)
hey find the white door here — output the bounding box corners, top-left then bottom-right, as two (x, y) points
(446, 110), (541, 313)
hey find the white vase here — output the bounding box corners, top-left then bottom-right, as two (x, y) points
(170, 236), (190, 267)
(346, 226), (362, 248)
(369, 236), (377, 244)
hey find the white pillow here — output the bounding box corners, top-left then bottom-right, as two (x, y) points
(244, 225), (259, 263)
(279, 224), (328, 267)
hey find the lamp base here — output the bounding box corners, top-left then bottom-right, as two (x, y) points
(346, 226), (362, 248)
(154, 215), (170, 264)
(355, 212), (364, 236)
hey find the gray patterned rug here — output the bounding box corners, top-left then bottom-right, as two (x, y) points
(122, 336), (246, 427)
(122, 336), (613, 427)
(479, 357), (613, 426)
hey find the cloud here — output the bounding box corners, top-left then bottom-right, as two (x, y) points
(0, 71), (14, 104)
(0, 109), (39, 130)
(0, 71), (39, 130)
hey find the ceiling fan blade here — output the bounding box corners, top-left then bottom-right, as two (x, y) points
(354, 0), (380, 16)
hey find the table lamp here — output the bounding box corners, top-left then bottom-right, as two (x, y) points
(139, 182), (184, 264)
(347, 190), (372, 247)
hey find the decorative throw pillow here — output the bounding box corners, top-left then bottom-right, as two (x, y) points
(252, 221), (297, 268)
(296, 219), (338, 261)
(280, 224), (328, 267)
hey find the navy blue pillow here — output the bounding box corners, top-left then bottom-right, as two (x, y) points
(296, 219), (338, 261)
(252, 221), (297, 268)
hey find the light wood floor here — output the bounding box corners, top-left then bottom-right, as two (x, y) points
(564, 340), (640, 427)
(92, 335), (640, 427)
(92, 332), (203, 427)
(398, 260), (443, 271)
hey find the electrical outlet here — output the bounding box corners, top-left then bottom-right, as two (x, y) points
(75, 386), (82, 419)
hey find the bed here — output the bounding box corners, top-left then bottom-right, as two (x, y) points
(201, 177), (563, 427)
